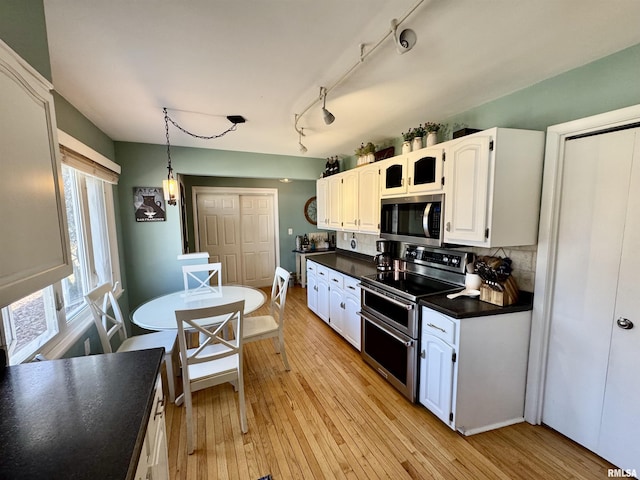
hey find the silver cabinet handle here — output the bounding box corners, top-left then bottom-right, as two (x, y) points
(332, 278), (339, 283)
(408, 176), (412, 186)
(446, 221), (451, 232)
(426, 322), (446, 333)
(617, 317), (634, 330)
(153, 395), (165, 420)
(360, 285), (414, 310)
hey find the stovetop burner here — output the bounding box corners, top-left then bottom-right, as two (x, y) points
(361, 271), (458, 300)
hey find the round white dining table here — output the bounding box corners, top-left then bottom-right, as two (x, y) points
(131, 285), (267, 331)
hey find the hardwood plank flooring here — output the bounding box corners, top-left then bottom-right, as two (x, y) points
(166, 285), (614, 479)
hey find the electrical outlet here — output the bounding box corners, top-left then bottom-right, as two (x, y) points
(84, 338), (91, 356)
(343, 232), (348, 241)
(288, 228), (293, 235)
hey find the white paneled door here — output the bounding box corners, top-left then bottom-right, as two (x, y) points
(196, 190), (277, 288)
(542, 127), (640, 473)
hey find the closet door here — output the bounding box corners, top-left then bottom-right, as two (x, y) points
(598, 132), (640, 472)
(542, 129), (635, 451)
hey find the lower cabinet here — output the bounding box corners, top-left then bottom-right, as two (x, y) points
(307, 260), (361, 350)
(135, 375), (169, 480)
(419, 306), (530, 435)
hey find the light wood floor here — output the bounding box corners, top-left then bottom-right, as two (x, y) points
(165, 285), (614, 479)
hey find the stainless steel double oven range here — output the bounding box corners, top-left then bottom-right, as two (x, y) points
(359, 243), (471, 402)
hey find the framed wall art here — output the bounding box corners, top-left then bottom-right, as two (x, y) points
(133, 186), (166, 222)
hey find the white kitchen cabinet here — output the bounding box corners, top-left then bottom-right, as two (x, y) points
(316, 162), (380, 234)
(357, 162), (381, 233)
(316, 265), (330, 323)
(443, 128), (544, 247)
(342, 276), (362, 350)
(316, 178), (329, 229)
(341, 169), (359, 231)
(380, 146), (444, 198)
(327, 175), (342, 230)
(135, 375), (169, 480)
(306, 262), (318, 312)
(306, 261), (361, 350)
(0, 40), (71, 307)
(380, 156), (407, 197)
(419, 306), (531, 435)
(328, 271), (345, 335)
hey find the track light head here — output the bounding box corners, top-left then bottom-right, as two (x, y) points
(321, 87), (335, 125)
(322, 107), (335, 125)
(298, 127), (307, 154)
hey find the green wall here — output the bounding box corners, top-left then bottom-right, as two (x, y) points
(114, 141), (325, 310)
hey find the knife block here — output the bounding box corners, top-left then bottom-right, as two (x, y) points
(479, 276), (519, 306)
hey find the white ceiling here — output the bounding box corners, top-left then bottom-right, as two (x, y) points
(43, 0), (640, 161)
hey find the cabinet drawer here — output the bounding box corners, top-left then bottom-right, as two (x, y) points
(329, 271), (344, 289)
(344, 275), (360, 296)
(316, 265), (329, 280)
(306, 261), (317, 274)
(422, 307), (456, 344)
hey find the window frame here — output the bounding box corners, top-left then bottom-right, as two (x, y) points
(0, 132), (121, 363)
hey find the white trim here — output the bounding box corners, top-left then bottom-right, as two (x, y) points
(192, 186), (281, 276)
(57, 130), (121, 174)
(525, 103), (640, 424)
(458, 418), (525, 436)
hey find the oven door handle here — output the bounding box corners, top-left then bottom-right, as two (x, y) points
(358, 312), (414, 348)
(359, 285), (414, 310)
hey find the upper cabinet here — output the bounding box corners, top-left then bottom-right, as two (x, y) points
(443, 128), (544, 247)
(0, 40), (71, 307)
(381, 146), (444, 198)
(316, 161), (380, 234)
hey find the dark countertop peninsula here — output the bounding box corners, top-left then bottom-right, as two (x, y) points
(0, 348), (163, 480)
(304, 248), (378, 279)
(420, 290), (533, 319)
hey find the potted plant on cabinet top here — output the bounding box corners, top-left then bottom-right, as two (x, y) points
(425, 122), (443, 146)
(355, 142), (377, 166)
(412, 124), (426, 151)
(401, 129), (415, 154)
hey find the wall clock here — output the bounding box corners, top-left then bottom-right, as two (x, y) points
(304, 196), (317, 225)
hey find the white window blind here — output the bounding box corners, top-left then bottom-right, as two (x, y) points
(60, 145), (120, 184)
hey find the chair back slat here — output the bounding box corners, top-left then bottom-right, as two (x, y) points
(175, 300), (245, 367)
(270, 267), (290, 324)
(85, 282), (127, 353)
(182, 262), (223, 296)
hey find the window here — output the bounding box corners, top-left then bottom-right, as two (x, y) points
(1, 138), (120, 364)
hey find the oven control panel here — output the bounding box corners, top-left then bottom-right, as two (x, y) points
(403, 245), (469, 274)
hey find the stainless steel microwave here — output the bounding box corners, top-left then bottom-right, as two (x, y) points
(380, 194), (444, 246)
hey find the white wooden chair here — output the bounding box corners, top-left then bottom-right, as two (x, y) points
(175, 300), (248, 454)
(182, 262), (222, 297)
(243, 267), (291, 371)
(85, 283), (178, 402)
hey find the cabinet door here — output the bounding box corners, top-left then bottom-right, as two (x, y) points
(419, 334), (455, 427)
(316, 178), (329, 229)
(380, 157), (408, 197)
(306, 273), (318, 313)
(341, 170), (359, 231)
(329, 285), (344, 335)
(443, 136), (491, 245)
(328, 175), (343, 230)
(358, 164), (380, 233)
(0, 41), (71, 306)
(407, 147), (444, 194)
(343, 289), (361, 350)
(316, 277), (330, 323)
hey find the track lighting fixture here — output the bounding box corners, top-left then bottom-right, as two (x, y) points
(321, 87), (335, 125)
(298, 127), (307, 154)
(293, 0), (424, 150)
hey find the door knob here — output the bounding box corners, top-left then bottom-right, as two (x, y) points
(617, 317), (634, 330)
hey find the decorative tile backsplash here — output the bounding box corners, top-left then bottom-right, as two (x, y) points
(336, 231), (538, 292)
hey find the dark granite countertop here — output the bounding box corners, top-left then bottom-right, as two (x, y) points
(292, 247), (335, 254)
(304, 248), (378, 279)
(420, 290), (534, 319)
(0, 348), (163, 480)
